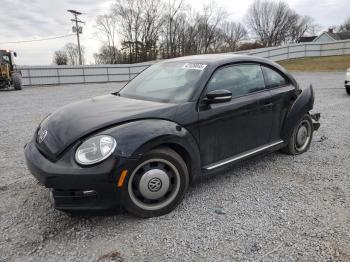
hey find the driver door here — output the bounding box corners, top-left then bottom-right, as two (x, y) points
(198, 63), (273, 168)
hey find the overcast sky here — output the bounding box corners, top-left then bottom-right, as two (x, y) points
(0, 0), (348, 65)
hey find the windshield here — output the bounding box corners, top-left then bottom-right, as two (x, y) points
(1, 55), (10, 63)
(119, 62), (207, 103)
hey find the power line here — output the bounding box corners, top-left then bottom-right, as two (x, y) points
(0, 34), (75, 45)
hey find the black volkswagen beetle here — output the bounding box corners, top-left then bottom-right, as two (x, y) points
(25, 54), (320, 217)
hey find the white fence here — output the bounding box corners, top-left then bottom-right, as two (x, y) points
(235, 39), (350, 61)
(20, 39), (350, 86)
(19, 62), (152, 86)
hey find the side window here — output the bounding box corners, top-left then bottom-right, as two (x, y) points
(262, 66), (289, 88)
(207, 64), (265, 98)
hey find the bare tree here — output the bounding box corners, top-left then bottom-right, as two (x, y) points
(94, 0), (317, 63)
(246, 0), (297, 46)
(196, 3), (227, 53)
(161, 0), (184, 58)
(113, 0), (143, 63)
(94, 45), (123, 64)
(53, 50), (68, 65)
(221, 22), (247, 52)
(288, 15), (317, 43)
(64, 43), (85, 65)
(140, 0), (163, 61)
(111, 0), (164, 62)
(338, 16), (350, 32)
(180, 9), (201, 56)
(159, 1), (229, 57)
(95, 14), (118, 63)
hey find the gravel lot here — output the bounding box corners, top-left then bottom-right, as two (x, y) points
(1, 72), (349, 261)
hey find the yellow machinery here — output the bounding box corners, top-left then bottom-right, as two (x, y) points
(0, 49), (22, 90)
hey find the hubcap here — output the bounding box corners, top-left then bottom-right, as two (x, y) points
(296, 126), (308, 146)
(128, 159), (180, 211)
(138, 169), (170, 200)
(295, 120), (311, 151)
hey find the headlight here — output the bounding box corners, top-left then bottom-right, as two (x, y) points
(75, 135), (117, 165)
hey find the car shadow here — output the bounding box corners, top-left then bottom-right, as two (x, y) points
(63, 208), (125, 217)
(0, 88), (16, 92)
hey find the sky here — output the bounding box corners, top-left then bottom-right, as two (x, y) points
(0, 0), (348, 65)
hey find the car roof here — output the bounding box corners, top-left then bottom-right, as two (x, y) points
(162, 53), (272, 66)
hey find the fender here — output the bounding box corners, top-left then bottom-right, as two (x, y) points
(102, 119), (202, 185)
(281, 85), (314, 141)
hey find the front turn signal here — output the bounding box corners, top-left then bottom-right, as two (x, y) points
(117, 170), (128, 188)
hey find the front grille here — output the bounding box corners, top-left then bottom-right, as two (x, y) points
(51, 189), (98, 207)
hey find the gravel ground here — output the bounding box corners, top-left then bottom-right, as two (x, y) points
(0, 72), (349, 262)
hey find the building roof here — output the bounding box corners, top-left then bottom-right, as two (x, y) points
(334, 32), (350, 40)
(314, 31), (350, 42)
(298, 36), (317, 43)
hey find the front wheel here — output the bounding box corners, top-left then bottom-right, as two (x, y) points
(124, 148), (189, 218)
(12, 72), (22, 90)
(283, 114), (314, 155)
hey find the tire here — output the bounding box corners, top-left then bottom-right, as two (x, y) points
(12, 72), (22, 90)
(123, 148), (189, 218)
(282, 114), (314, 155)
(346, 86), (350, 95)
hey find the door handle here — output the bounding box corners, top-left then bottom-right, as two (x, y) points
(263, 102), (273, 110)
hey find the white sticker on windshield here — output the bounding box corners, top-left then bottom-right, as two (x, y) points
(182, 63), (207, 71)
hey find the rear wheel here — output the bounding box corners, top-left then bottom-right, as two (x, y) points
(124, 148), (189, 218)
(283, 114), (313, 155)
(12, 72), (22, 90)
(346, 86), (350, 95)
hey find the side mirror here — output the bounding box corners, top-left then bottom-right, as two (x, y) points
(13, 52), (17, 57)
(205, 89), (232, 103)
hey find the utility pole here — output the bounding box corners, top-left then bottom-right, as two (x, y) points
(67, 9), (84, 65)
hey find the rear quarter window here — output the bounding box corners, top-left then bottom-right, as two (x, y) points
(262, 66), (289, 88)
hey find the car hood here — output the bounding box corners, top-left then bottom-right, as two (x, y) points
(37, 94), (178, 158)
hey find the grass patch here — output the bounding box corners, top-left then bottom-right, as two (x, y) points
(278, 55), (350, 72)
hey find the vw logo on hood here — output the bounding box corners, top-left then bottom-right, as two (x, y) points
(38, 130), (48, 143)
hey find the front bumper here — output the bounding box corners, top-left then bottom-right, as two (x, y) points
(24, 140), (137, 211)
